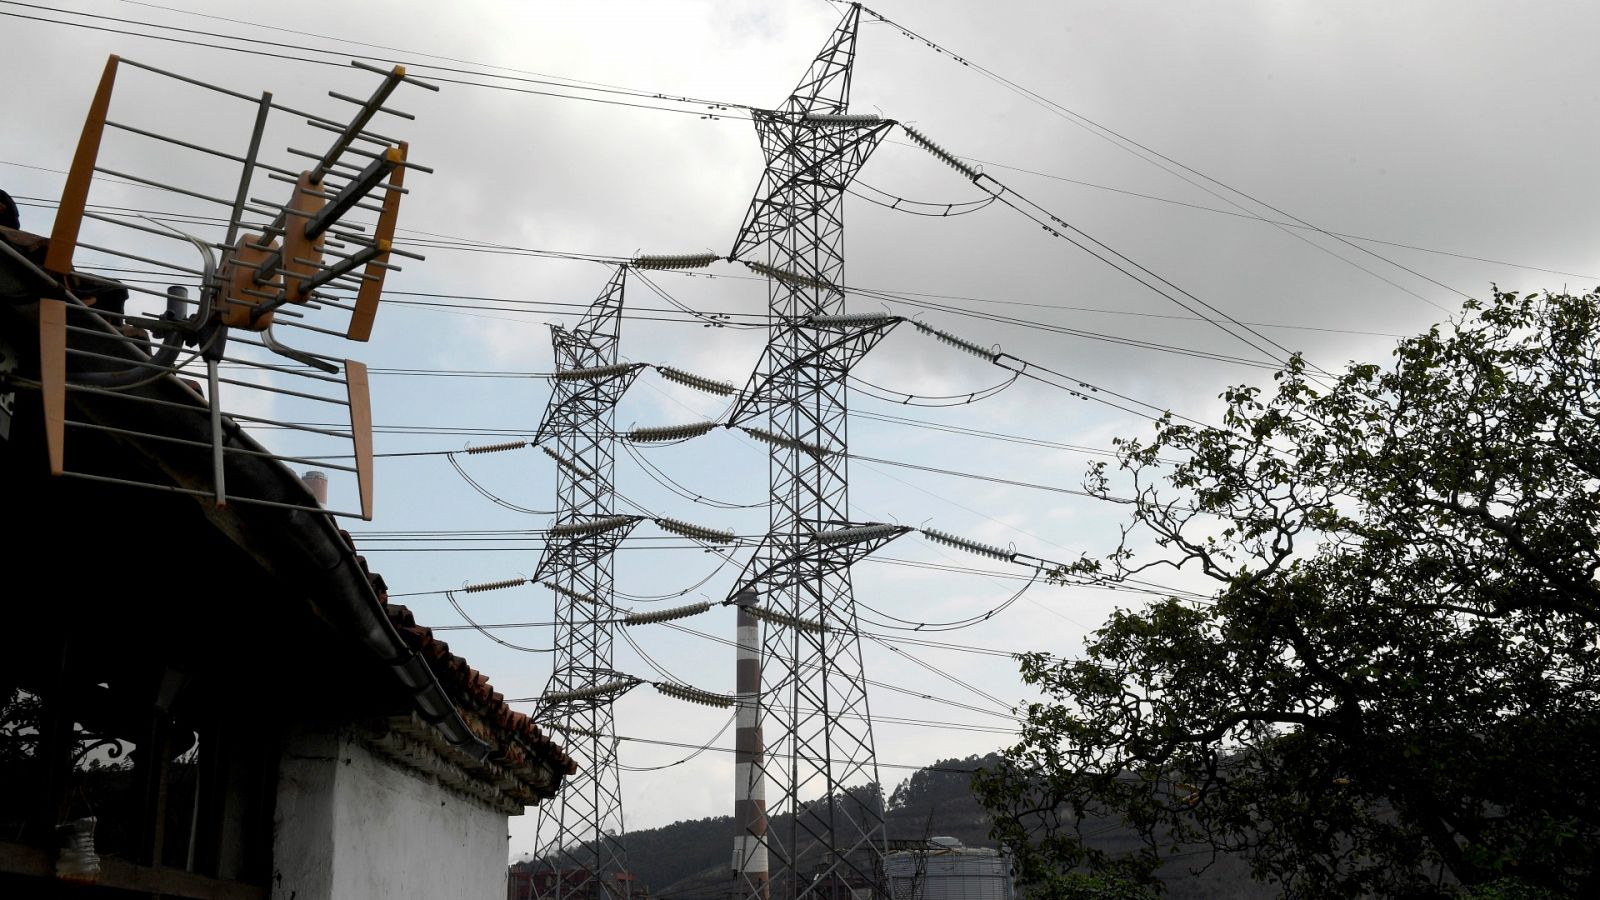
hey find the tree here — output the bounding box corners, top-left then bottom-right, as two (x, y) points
(974, 289), (1600, 898)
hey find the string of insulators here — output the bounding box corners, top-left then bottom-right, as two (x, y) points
(541, 580), (606, 607)
(541, 678), (636, 704)
(808, 312), (900, 329)
(628, 421), (720, 443)
(742, 603), (826, 634)
(921, 528), (1016, 562)
(461, 576), (529, 594)
(741, 425), (836, 458)
(549, 515), (636, 538)
(653, 681), (734, 708)
(901, 125), (980, 180)
(541, 445), (594, 478)
(554, 362), (639, 382)
(654, 516), (736, 544)
(626, 600), (712, 626)
(814, 523), (903, 545)
(911, 319), (1000, 362)
(803, 113), (883, 127)
(743, 260), (837, 293)
(464, 439), (528, 455)
(542, 722), (600, 738)
(656, 365), (735, 396)
(631, 252), (721, 270)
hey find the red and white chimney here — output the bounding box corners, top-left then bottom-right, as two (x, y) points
(733, 589), (769, 900)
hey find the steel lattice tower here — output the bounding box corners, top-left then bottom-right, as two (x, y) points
(531, 266), (644, 900)
(726, 6), (906, 900)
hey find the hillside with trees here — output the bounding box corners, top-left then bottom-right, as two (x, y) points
(585, 754), (1267, 900)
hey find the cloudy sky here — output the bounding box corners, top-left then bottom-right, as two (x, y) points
(6, 0), (1600, 859)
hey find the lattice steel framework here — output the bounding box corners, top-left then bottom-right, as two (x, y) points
(726, 7), (905, 900)
(531, 267), (643, 900)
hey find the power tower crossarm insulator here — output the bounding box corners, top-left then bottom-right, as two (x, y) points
(900, 124), (981, 180)
(554, 362), (643, 382)
(631, 252), (721, 270)
(742, 603), (826, 634)
(742, 260), (838, 293)
(806, 312), (901, 329)
(541, 445), (595, 479)
(654, 681), (735, 708)
(813, 523), (906, 545)
(803, 113), (886, 127)
(656, 365), (736, 396)
(655, 516), (737, 545)
(921, 528), (1017, 562)
(625, 600), (713, 626)
(911, 319), (1001, 361)
(740, 426), (837, 458)
(542, 678), (637, 704)
(463, 439), (529, 455)
(544, 721), (601, 739)
(550, 515), (638, 538)
(461, 576), (530, 594)
(542, 580), (608, 608)
(628, 421), (720, 443)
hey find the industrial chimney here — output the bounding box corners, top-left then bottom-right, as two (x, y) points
(301, 469), (329, 506)
(733, 589), (769, 900)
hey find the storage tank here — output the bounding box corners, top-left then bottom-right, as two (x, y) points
(884, 838), (1014, 900)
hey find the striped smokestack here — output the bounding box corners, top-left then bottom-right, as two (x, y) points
(301, 469), (329, 506)
(732, 590), (769, 900)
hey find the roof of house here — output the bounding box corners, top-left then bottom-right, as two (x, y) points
(342, 539), (578, 789)
(2, 226), (576, 813)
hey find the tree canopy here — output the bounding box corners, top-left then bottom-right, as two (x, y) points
(975, 288), (1600, 898)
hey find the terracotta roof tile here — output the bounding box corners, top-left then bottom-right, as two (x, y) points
(365, 577), (577, 798)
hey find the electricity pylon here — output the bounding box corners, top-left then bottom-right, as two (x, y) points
(726, 6), (906, 900)
(531, 266), (644, 900)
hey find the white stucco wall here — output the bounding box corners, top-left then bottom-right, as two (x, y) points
(272, 729), (510, 900)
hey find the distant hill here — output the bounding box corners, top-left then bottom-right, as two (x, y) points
(523, 753), (1274, 899)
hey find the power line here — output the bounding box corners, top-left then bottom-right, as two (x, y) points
(936, 149), (1599, 283)
(856, 2), (1464, 313)
(0, 2), (751, 120)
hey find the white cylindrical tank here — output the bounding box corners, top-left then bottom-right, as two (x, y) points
(884, 839), (1014, 900)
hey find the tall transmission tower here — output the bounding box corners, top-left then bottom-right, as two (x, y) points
(726, 6), (908, 900)
(531, 266), (644, 900)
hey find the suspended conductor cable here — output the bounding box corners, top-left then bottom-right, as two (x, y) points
(850, 567), (1040, 633)
(847, 371), (1018, 406)
(846, 180), (996, 217)
(621, 440), (772, 510)
(620, 626), (691, 685)
(618, 711), (737, 772)
(656, 621), (1021, 721)
(444, 590), (554, 653)
(446, 452), (556, 515)
(631, 268), (758, 330)
(859, 630), (1016, 711)
(898, 124), (1303, 370)
(613, 553), (737, 601)
(866, 1), (1462, 316)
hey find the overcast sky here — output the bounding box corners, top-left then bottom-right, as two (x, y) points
(6, 0), (1600, 859)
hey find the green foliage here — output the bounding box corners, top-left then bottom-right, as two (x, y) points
(1043, 872), (1159, 900)
(1461, 879), (1565, 900)
(978, 289), (1600, 897)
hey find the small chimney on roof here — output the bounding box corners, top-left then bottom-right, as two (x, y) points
(302, 470), (329, 506)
